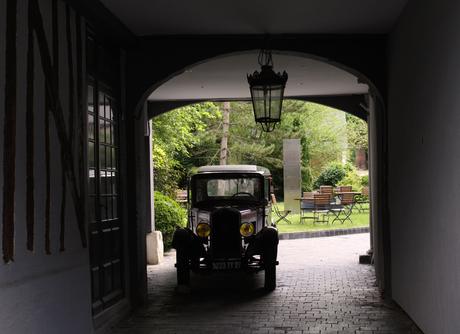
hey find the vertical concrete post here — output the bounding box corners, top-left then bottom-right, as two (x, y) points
(149, 119), (155, 231)
(366, 103), (374, 254)
(283, 139), (301, 215)
(145, 108), (163, 265)
(368, 92), (391, 296)
(358, 95), (374, 265)
(368, 94), (379, 264)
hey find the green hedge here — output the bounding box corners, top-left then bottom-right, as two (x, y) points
(154, 191), (186, 250)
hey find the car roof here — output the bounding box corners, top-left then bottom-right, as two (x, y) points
(195, 165), (271, 176)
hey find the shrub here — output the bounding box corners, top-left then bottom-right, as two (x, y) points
(313, 162), (347, 189)
(338, 165), (362, 191)
(154, 191), (186, 250)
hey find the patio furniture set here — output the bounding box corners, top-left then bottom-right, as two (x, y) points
(296, 185), (369, 225)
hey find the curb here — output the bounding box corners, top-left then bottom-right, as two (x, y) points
(279, 226), (370, 240)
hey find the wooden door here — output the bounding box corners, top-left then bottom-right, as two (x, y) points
(87, 33), (124, 315)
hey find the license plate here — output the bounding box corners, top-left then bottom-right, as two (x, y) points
(212, 260), (241, 270)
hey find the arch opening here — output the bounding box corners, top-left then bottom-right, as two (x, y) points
(137, 49), (388, 303)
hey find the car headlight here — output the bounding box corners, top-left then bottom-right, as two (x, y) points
(240, 222), (254, 237)
(196, 223), (211, 238)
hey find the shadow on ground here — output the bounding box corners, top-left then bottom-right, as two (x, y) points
(112, 234), (423, 334)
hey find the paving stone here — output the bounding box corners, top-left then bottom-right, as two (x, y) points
(111, 234), (422, 334)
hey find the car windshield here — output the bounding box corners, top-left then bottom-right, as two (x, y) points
(194, 176), (263, 204)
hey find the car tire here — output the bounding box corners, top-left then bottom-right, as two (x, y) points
(264, 262), (276, 291)
(261, 226), (278, 291)
(176, 248), (190, 286)
(263, 246), (277, 291)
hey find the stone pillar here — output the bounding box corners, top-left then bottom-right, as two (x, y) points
(146, 231), (164, 265)
(283, 139), (301, 215)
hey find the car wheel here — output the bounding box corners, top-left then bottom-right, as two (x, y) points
(264, 262), (276, 291)
(263, 246), (277, 291)
(261, 227), (278, 291)
(176, 248), (190, 286)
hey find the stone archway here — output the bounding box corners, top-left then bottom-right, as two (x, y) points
(133, 47), (390, 297)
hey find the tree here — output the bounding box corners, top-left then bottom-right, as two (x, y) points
(346, 114), (368, 151)
(219, 102), (230, 165)
(346, 114), (368, 169)
(216, 100), (347, 194)
(152, 102), (220, 196)
(153, 100), (349, 197)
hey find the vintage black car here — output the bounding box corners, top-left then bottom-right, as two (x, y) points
(172, 165), (279, 290)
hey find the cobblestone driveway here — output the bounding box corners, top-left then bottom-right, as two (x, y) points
(112, 234), (422, 334)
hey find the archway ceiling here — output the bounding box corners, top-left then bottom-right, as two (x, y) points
(100, 0), (408, 36)
(148, 53), (369, 101)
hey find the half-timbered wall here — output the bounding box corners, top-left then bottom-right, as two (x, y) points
(0, 0), (93, 332)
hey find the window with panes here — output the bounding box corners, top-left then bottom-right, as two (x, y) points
(87, 33), (124, 315)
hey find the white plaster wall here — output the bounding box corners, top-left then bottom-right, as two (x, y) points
(0, 263), (92, 334)
(0, 0), (93, 332)
(388, 0), (460, 332)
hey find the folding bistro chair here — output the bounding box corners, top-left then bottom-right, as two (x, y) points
(319, 185), (334, 198)
(271, 194), (291, 224)
(329, 192), (355, 224)
(301, 193), (330, 224)
(300, 194), (314, 223)
(354, 186), (370, 213)
(336, 185), (352, 192)
(312, 193), (331, 224)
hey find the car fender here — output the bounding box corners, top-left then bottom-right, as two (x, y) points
(172, 228), (205, 258)
(245, 226), (279, 257)
(172, 228), (193, 250)
(260, 226), (279, 263)
(260, 226), (279, 246)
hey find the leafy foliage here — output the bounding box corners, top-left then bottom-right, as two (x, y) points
(313, 162), (347, 189)
(218, 100), (347, 194)
(152, 103), (220, 196)
(153, 191), (186, 250)
(314, 162), (367, 191)
(337, 164), (362, 191)
(153, 100), (355, 198)
(361, 175), (369, 187)
(346, 114), (368, 150)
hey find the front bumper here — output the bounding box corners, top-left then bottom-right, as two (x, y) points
(172, 226), (279, 272)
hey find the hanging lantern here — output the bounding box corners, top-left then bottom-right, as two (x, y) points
(247, 48), (288, 132)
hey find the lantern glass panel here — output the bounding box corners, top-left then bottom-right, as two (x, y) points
(268, 85), (283, 121)
(250, 87), (266, 121)
(250, 85), (283, 123)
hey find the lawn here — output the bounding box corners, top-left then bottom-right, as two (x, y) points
(273, 202), (370, 234)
